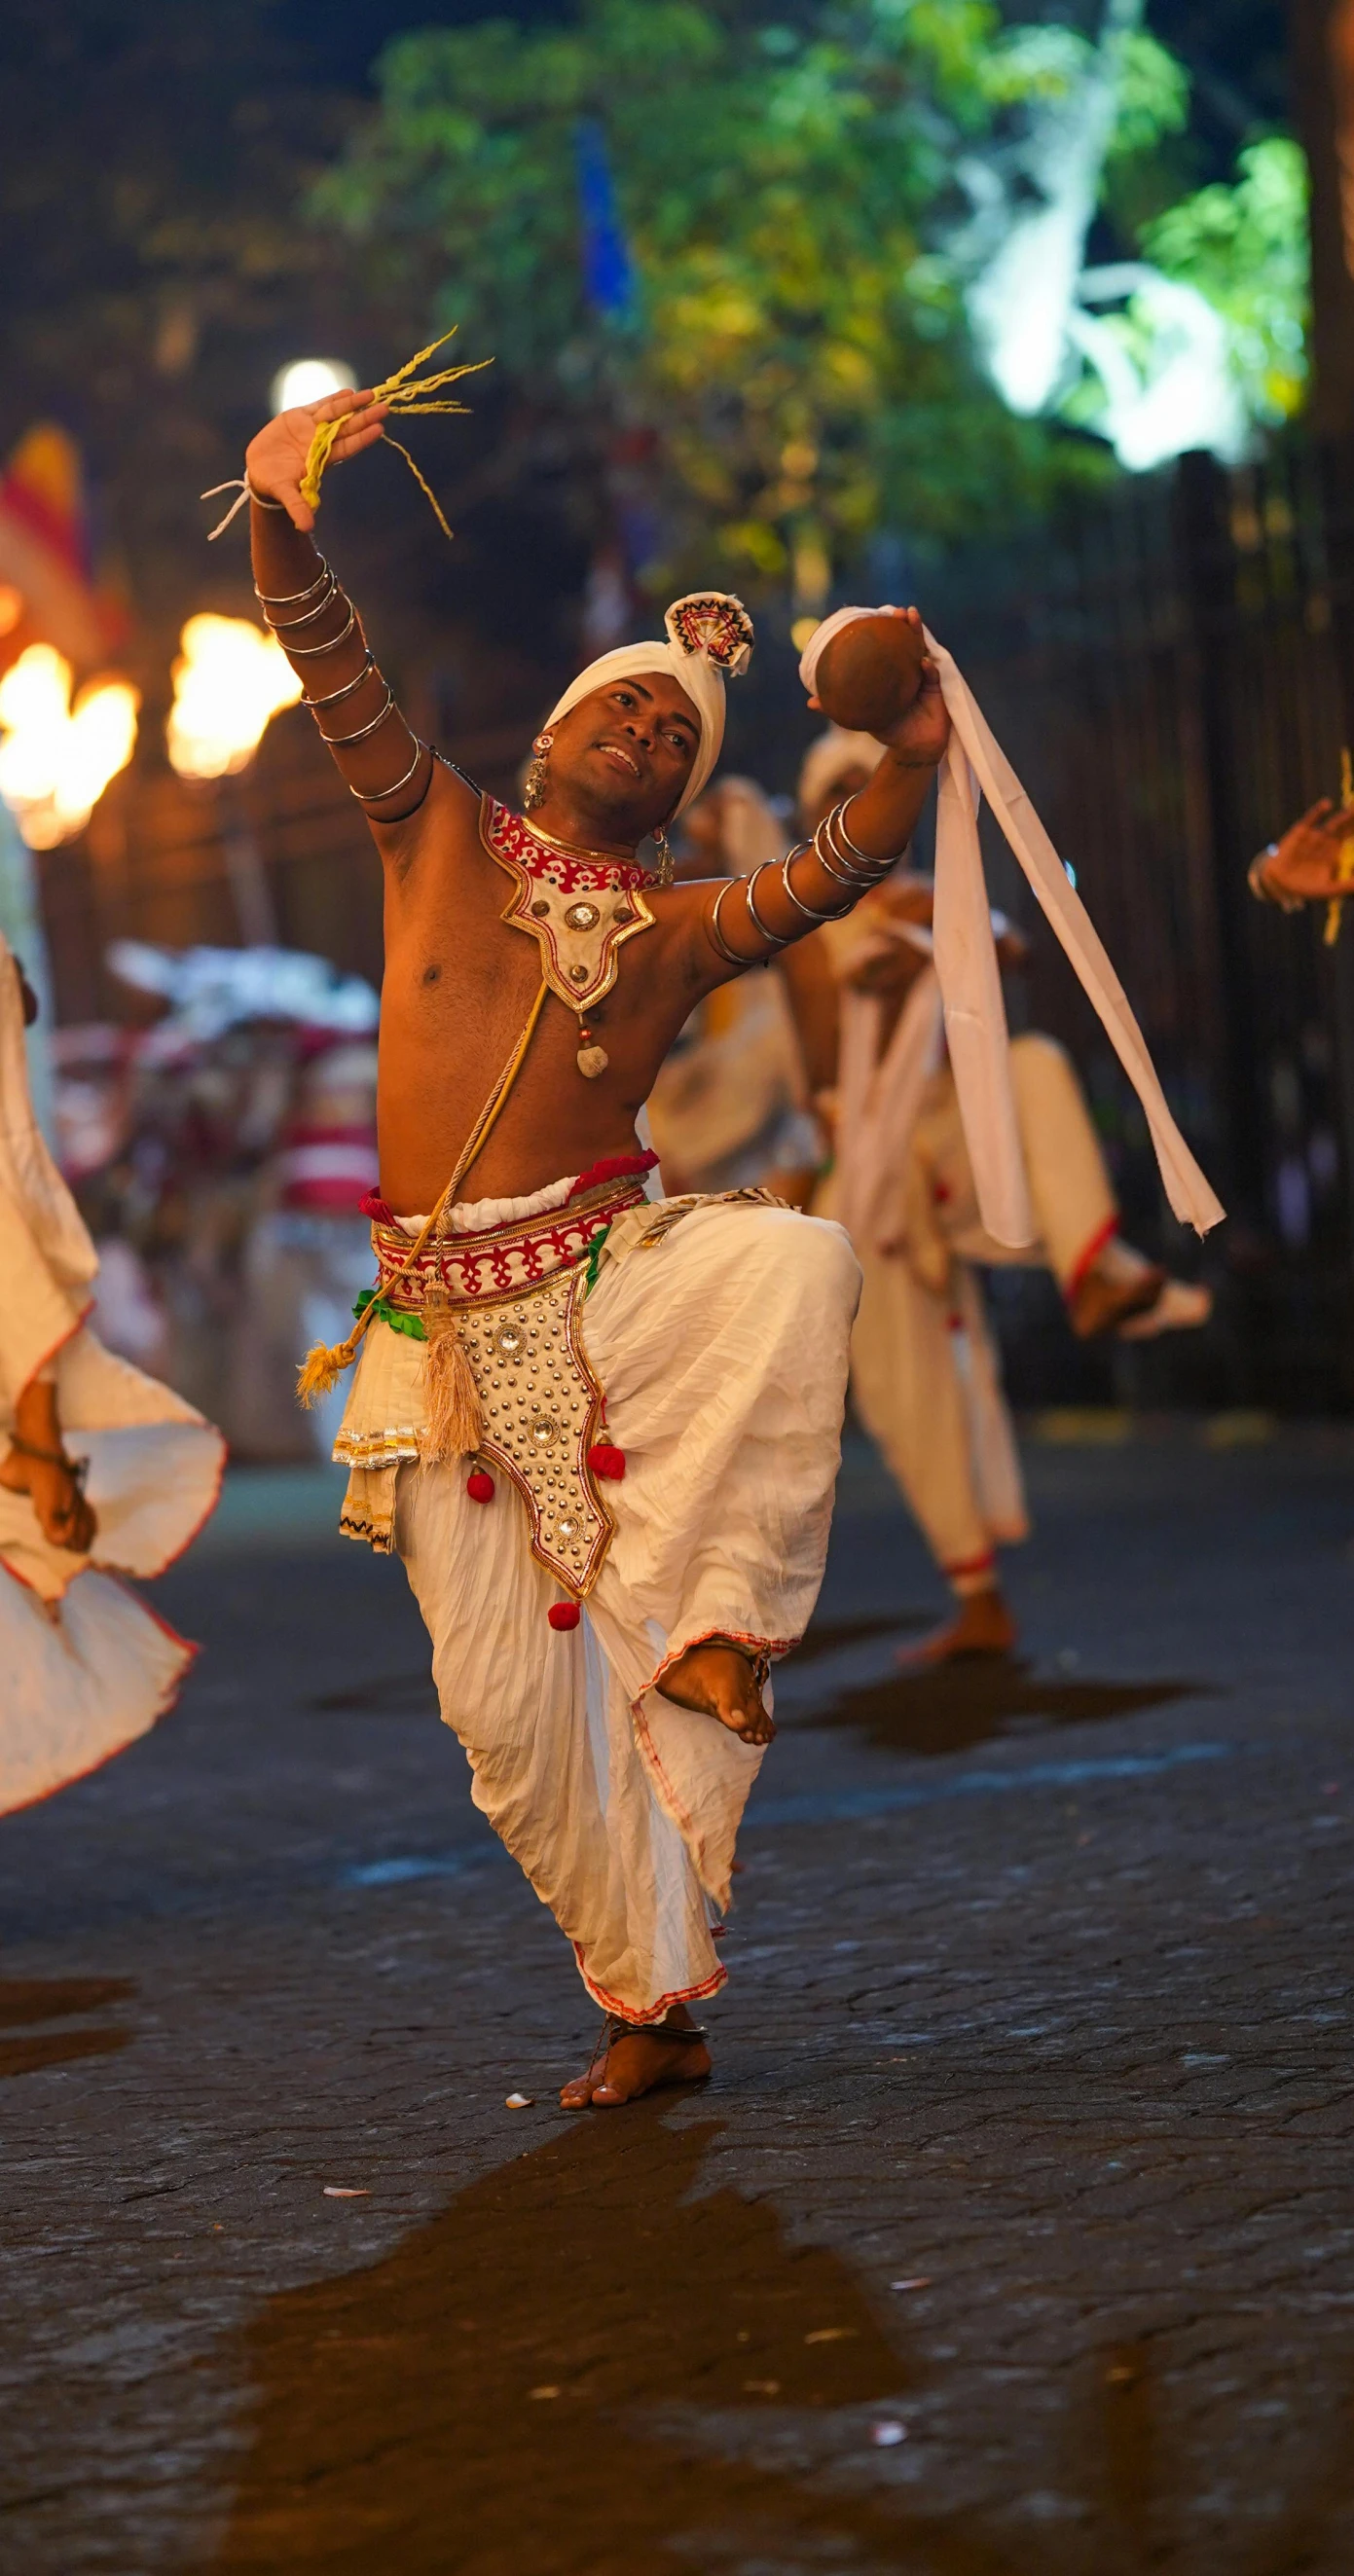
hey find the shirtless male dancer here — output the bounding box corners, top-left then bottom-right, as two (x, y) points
(238, 385), (949, 2105)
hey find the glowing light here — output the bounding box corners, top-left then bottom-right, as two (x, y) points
(790, 614), (822, 656)
(271, 358), (357, 414)
(166, 614), (303, 781)
(1069, 269), (1251, 471)
(0, 584), (22, 637)
(0, 644), (139, 850)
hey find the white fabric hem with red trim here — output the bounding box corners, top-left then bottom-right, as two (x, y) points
(0, 1562), (198, 1817)
(13, 1299), (93, 1404)
(632, 1621), (796, 1907)
(573, 1947), (727, 2026)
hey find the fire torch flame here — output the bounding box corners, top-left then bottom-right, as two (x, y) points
(0, 643), (139, 850)
(166, 613), (303, 781)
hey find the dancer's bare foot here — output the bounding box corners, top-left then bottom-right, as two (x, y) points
(1068, 1242), (1165, 1340)
(560, 2005), (713, 2107)
(0, 1383), (96, 1554)
(1116, 1276), (1213, 1340)
(897, 1585), (1017, 1669)
(659, 1640), (775, 1746)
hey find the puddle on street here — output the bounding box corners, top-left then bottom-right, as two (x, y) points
(789, 1614), (929, 1665)
(212, 2109), (921, 2576)
(208, 2108), (1351, 2575)
(809, 1657), (1211, 1760)
(0, 1975), (134, 2080)
(306, 1672), (438, 1716)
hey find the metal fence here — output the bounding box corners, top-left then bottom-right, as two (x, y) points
(933, 439), (1354, 1408)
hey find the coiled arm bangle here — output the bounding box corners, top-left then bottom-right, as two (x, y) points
(780, 847), (849, 923)
(707, 877), (758, 967)
(819, 803), (889, 884)
(263, 573), (339, 633)
(811, 819), (865, 889)
(317, 688), (397, 749)
(350, 739), (429, 806)
(832, 796), (882, 867)
(744, 861), (792, 948)
(280, 602), (358, 659)
(305, 651), (376, 711)
(255, 559), (330, 608)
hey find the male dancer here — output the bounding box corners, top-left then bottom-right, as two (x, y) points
(796, 724), (1212, 1662)
(0, 941), (223, 1809)
(236, 388), (948, 2106)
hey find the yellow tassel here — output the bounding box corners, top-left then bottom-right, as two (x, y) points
(421, 1296), (484, 1463)
(299, 329), (493, 526)
(296, 1335), (356, 1408)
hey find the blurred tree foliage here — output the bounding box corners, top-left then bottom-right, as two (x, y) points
(1143, 136), (1309, 426)
(316, 0), (1222, 600)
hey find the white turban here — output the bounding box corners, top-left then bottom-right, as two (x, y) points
(547, 593), (753, 816)
(797, 725), (886, 827)
(797, 607), (1224, 1246)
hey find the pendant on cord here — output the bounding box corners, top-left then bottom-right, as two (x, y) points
(576, 1012), (608, 1079)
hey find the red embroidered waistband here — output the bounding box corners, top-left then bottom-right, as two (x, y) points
(369, 1166), (651, 1309)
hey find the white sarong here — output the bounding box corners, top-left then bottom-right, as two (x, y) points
(0, 932), (225, 1814)
(336, 1193), (860, 2021)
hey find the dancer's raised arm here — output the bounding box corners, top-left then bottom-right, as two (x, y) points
(692, 606), (949, 980)
(243, 389), (434, 823)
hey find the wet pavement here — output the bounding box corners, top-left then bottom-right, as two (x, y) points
(3, 1425), (1354, 2574)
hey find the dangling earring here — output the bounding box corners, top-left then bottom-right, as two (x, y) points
(524, 730), (553, 814)
(651, 825), (674, 889)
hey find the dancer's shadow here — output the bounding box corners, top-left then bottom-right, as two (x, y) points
(0, 1975), (133, 2080)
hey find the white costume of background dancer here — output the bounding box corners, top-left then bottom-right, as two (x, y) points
(797, 610), (1221, 1621)
(827, 909), (1133, 1594)
(0, 938), (224, 1812)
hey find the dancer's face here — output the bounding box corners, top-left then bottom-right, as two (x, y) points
(544, 674), (701, 845)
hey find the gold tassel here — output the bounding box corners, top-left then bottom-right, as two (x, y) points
(421, 1293), (484, 1462)
(297, 1332), (359, 1408)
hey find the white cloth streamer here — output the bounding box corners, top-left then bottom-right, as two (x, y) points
(799, 609), (1225, 1246)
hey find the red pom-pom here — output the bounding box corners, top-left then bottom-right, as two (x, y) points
(588, 1441), (626, 1482)
(548, 1600), (581, 1631)
(466, 1469), (494, 1504)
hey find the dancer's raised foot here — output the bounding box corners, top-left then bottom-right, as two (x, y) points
(659, 1640), (775, 1746)
(897, 1584), (1017, 1670)
(560, 2007), (712, 2108)
(1067, 1242), (1165, 1340)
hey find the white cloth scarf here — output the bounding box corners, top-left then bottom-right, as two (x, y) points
(800, 608), (1225, 1247)
(836, 964), (945, 1254)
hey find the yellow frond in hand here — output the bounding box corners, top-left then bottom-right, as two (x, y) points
(299, 329), (493, 531)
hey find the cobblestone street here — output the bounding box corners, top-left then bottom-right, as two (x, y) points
(3, 1425), (1354, 2575)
